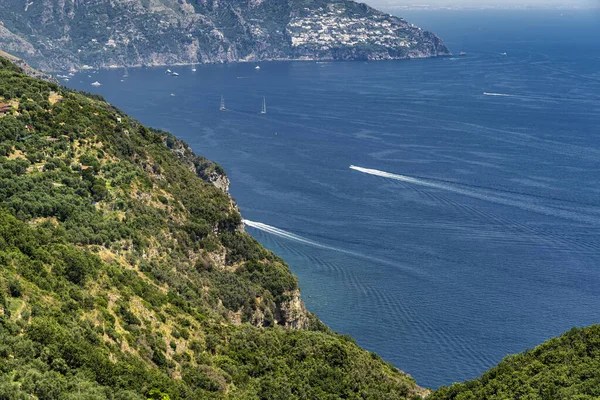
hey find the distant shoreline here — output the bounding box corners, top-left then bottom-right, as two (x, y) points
(58, 54), (452, 74)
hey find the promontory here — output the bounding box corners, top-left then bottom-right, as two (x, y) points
(0, 0), (450, 71)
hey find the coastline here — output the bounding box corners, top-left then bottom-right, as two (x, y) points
(56, 53), (452, 73)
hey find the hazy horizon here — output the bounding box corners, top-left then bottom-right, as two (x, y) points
(365, 0), (599, 10)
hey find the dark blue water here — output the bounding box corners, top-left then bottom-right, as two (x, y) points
(66, 10), (600, 388)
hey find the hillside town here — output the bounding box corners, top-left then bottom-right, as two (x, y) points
(287, 6), (418, 49)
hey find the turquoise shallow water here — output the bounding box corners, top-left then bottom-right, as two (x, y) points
(67, 10), (600, 388)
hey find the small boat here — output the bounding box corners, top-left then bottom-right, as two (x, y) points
(172, 72), (179, 76)
(260, 97), (267, 115)
(255, 65), (261, 70)
(220, 95), (226, 111)
(91, 81), (101, 86)
(459, 52), (467, 56)
(501, 52), (508, 56)
(170, 93), (175, 97)
(191, 68), (197, 72)
(166, 69), (172, 73)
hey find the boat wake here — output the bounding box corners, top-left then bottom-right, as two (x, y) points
(483, 92), (512, 97)
(243, 220), (343, 252)
(349, 165), (600, 225)
(243, 219), (424, 277)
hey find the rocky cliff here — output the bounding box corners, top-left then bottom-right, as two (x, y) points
(0, 0), (450, 71)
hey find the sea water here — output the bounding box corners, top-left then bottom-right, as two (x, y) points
(66, 10), (600, 388)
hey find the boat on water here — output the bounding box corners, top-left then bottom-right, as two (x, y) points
(260, 97), (267, 115)
(166, 69), (171, 73)
(501, 52), (508, 56)
(172, 72), (179, 76)
(255, 66), (261, 70)
(191, 68), (197, 72)
(459, 51), (467, 56)
(220, 95), (226, 111)
(91, 81), (102, 87)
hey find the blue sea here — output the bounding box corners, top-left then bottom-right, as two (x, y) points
(66, 10), (600, 388)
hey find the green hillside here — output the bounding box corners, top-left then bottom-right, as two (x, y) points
(0, 57), (423, 399)
(431, 325), (600, 400)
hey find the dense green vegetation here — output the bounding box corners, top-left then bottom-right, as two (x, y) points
(0, 57), (422, 399)
(431, 325), (600, 400)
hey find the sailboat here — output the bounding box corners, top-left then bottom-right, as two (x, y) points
(260, 97), (267, 115)
(220, 95), (226, 111)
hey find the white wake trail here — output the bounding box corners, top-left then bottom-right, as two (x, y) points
(483, 92), (513, 97)
(243, 219), (424, 276)
(350, 165), (600, 225)
(243, 220), (343, 252)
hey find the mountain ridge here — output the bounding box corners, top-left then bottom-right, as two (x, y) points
(0, 0), (450, 71)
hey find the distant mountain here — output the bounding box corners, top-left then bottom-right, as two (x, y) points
(0, 0), (450, 71)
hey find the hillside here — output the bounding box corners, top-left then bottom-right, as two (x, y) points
(0, 56), (424, 399)
(0, 49), (57, 82)
(0, 0), (449, 71)
(430, 325), (600, 400)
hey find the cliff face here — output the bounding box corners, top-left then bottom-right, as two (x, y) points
(0, 0), (450, 71)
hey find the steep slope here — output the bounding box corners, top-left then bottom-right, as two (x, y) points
(0, 57), (424, 398)
(431, 325), (600, 400)
(0, 49), (57, 82)
(0, 0), (449, 71)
